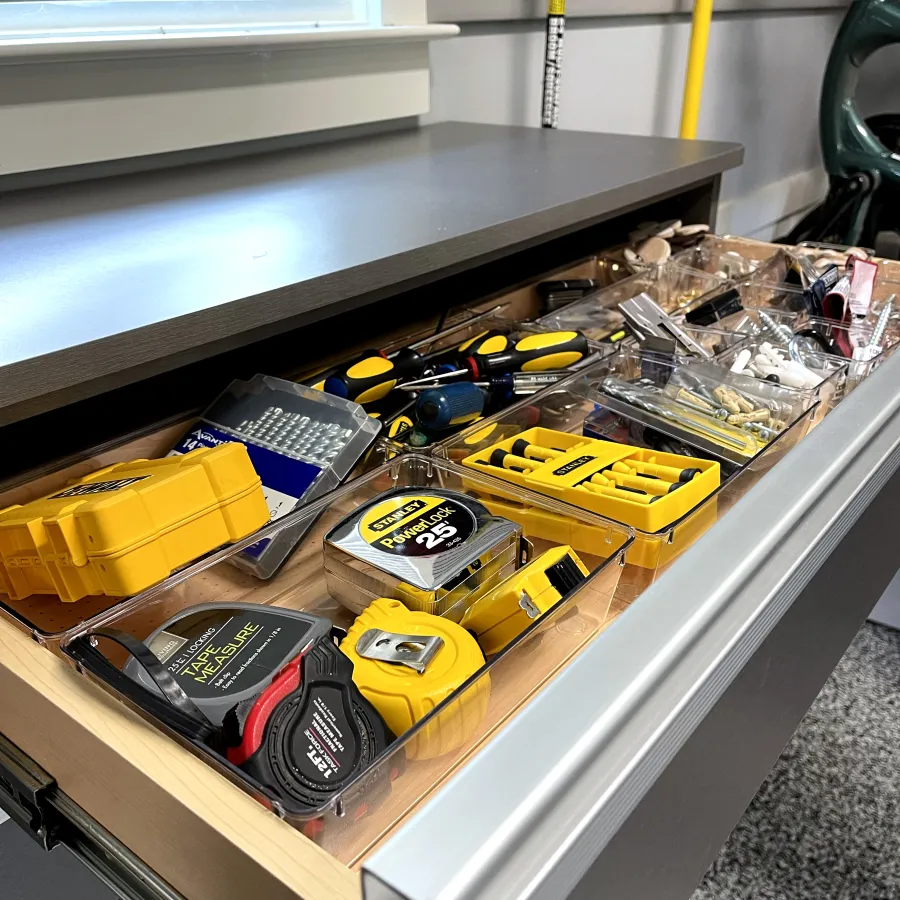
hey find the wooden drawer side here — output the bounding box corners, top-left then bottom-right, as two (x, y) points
(0, 619), (360, 900)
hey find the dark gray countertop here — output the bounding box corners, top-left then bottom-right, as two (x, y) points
(0, 122), (742, 424)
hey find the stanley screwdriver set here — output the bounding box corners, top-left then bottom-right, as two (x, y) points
(462, 428), (719, 533)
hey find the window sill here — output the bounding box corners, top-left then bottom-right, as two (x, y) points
(0, 22), (458, 62)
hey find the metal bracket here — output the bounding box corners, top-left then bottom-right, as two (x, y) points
(0, 731), (58, 850)
(356, 629), (443, 674)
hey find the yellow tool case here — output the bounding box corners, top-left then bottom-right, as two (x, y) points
(462, 427), (720, 534)
(0, 443), (268, 602)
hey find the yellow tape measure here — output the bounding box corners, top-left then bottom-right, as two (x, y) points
(341, 598), (489, 759)
(460, 545), (588, 655)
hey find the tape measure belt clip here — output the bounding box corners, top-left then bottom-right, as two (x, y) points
(355, 628), (444, 674)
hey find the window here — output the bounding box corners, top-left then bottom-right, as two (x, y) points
(0, 0), (382, 49)
(0, 0), (456, 179)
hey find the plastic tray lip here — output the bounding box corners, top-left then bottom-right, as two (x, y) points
(59, 456), (635, 823)
(57, 454), (634, 647)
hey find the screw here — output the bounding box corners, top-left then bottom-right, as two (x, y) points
(756, 311), (794, 348)
(867, 296), (895, 350)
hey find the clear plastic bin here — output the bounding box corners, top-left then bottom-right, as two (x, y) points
(800, 315), (900, 388)
(790, 241), (900, 275)
(683, 275), (809, 326)
(672, 235), (779, 281)
(59, 455), (632, 866)
(435, 368), (814, 604)
(556, 348), (818, 464)
(535, 262), (728, 339)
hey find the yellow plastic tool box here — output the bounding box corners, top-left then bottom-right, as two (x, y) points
(0, 444), (268, 602)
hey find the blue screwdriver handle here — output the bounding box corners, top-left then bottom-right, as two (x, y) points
(415, 382), (486, 430)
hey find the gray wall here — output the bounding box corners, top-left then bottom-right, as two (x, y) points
(425, 7), (899, 238)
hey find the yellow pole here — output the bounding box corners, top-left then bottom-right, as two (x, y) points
(679, 0), (714, 139)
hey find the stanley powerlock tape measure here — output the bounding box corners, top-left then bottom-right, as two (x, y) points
(324, 488), (526, 617)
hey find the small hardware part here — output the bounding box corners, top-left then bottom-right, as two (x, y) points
(618, 292), (713, 358)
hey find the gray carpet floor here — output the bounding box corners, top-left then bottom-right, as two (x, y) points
(693, 622), (900, 900)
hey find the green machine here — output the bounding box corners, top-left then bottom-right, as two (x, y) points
(786, 0), (900, 252)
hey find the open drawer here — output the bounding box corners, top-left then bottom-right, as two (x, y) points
(6, 232), (898, 900)
(4, 351), (900, 900)
(0, 448), (632, 900)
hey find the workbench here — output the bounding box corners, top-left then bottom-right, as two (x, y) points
(3, 122), (892, 900)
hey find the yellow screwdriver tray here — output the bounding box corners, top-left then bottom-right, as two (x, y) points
(0, 444), (269, 603)
(462, 427), (720, 533)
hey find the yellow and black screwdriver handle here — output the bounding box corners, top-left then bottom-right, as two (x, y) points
(322, 332), (510, 405)
(324, 348), (426, 405)
(465, 331), (589, 378)
(456, 329), (510, 356)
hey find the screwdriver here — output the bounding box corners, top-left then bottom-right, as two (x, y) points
(325, 347), (425, 404)
(415, 382), (487, 431)
(438, 331), (590, 382)
(318, 305), (506, 403)
(468, 331), (589, 377)
(399, 370), (570, 395)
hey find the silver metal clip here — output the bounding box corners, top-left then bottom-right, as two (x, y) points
(518, 593), (541, 619)
(355, 629), (444, 674)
